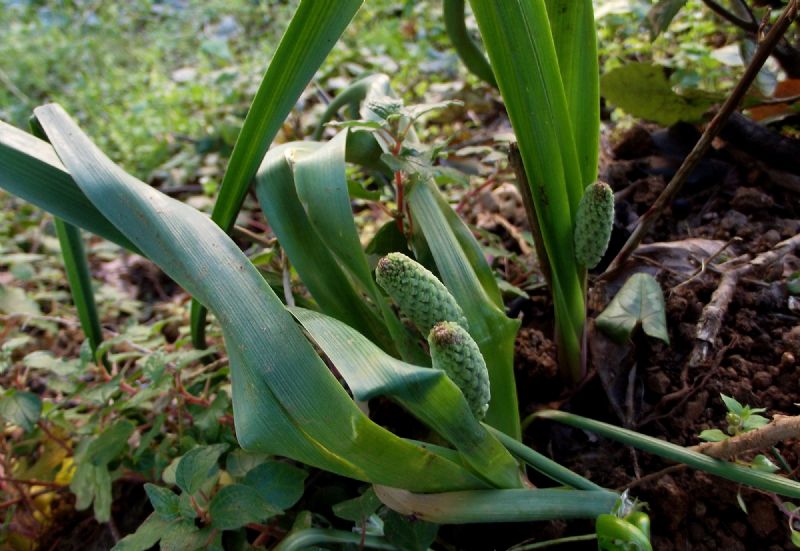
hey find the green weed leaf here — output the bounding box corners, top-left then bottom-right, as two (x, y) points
(0, 389), (42, 432)
(383, 510), (439, 551)
(87, 419), (135, 466)
(596, 273), (669, 343)
(175, 443), (229, 495)
(751, 454), (780, 474)
(720, 394), (744, 416)
(601, 63), (715, 126)
(243, 460), (307, 510)
(646, 0), (688, 39)
(698, 429), (728, 442)
(111, 513), (171, 551)
(144, 483), (182, 521)
(209, 484), (281, 530)
(333, 488), (382, 522)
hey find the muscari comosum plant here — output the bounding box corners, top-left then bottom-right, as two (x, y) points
(4, 1), (800, 549)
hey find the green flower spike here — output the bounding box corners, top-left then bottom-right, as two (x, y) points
(573, 181), (615, 269)
(428, 321), (490, 419)
(375, 252), (468, 335)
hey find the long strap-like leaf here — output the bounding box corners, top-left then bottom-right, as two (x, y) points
(409, 180), (520, 438)
(291, 307), (523, 489)
(191, 0), (365, 349)
(545, 0), (599, 190)
(32, 103), (488, 492)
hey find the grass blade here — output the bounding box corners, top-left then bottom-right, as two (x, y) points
(53, 218), (104, 356)
(444, 0), (497, 86)
(536, 410), (800, 498)
(375, 486), (617, 523)
(545, 0), (600, 189)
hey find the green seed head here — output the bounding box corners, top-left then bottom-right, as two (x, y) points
(573, 181), (615, 269)
(428, 321), (490, 419)
(376, 252), (468, 335)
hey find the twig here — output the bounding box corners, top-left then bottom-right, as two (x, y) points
(690, 233), (800, 366)
(701, 0), (759, 32)
(692, 415), (800, 460)
(602, 0), (799, 279)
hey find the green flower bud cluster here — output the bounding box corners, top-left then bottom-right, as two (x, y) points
(376, 253), (489, 418)
(573, 181), (615, 269)
(375, 252), (468, 335)
(428, 321), (490, 419)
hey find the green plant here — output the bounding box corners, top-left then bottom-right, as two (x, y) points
(700, 393), (770, 442)
(4, 2), (800, 548)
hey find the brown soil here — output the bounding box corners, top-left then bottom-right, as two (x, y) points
(507, 122), (800, 550)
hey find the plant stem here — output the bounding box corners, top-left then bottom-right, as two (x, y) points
(603, 0), (799, 279)
(534, 410), (800, 498)
(506, 533), (597, 551)
(272, 528), (401, 551)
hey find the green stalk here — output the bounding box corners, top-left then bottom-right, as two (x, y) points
(53, 218), (104, 357)
(443, 0), (497, 86)
(535, 410), (800, 498)
(485, 425), (602, 491)
(273, 529), (401, 551)
(468, 1), (587, 382)
(192, 0), (365, 349)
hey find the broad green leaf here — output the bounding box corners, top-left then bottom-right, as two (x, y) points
(0, 121), (139, 253)
(23, 351), (80, 376)
(111, 513), (171, 551)
(0, 390), (42, 432)
(70, 462), (112, 522)
(545, 0), (600, 188)
(33, 104), (485, 493)
(333, 488), (382, 522)
(255, 140), (426, 364)
(720, 394), (744, 416)
(751, 454), (779, 474)
(601, 63), (715, 126)
(383, 510), (439, 551)
(0, 284), (40, 315)
(698, 429), (728, 442)
(175, 443), (229, 495)
(86, 419), (136, 466)
(209, 484), (281, 530)
(254, 141), (392, 350)
(159, 521), (212, 551)
(144, 483), (182, 521)
(225, 449), (271, 479)
(244, 461), (307, 510)
(596, 273), (670, 344)
(646, 0), (688, 38)
(290, 307), (522, 489)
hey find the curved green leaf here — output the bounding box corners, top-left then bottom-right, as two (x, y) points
(408, 180), (520, 438)
(443, 0), (497, 86)
(375, 486), (617, 523)
(0, 121), (138, 253)
(33, 103), (489, 493)
(291, 307), (523, 489)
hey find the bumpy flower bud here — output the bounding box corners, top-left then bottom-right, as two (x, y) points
(573, 181), (615, 269)
(428, 321), (490, 419)
(376, 252), (468, 335)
